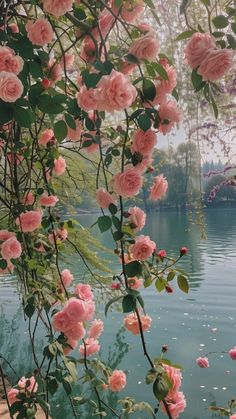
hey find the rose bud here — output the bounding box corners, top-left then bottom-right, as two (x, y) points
(42, 78), (51, 89)
(180, 246), (188, 256)
(165, 285), (173, 293)
(162, 345), (168, 353)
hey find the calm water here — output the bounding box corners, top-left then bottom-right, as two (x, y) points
(1, 208), (236, 419)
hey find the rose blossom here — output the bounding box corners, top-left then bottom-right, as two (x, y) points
(164, 364), (182, 394)
(53, 156), (66, 176)
(129, 33), (160, 62)
(96, 188), (117, 209)
(26, 18), (53, 46)
(0, 230), (15, 241)
(79, 338), (100, 357)
(96, 70), (137, 112)
(64, 322), (86, 341)
(8, 23), (19, 33)
(185, 32), (216, 69)
(0, 71), (23, 102)
(63, 338), (78, 355)
(66, 119), (82, 142)
(92, 9), (115, 40)
(197, 48), (234, 81)
(108, 370), (127, 392)
(22, 191), (35, 206)
(162, 391), (186, 419)
(158, 100), (182, 134)
(149, 174), (168, 201)
(42, 0), (73, 18)
(120, 60), (137, 75)
(52, 310), (71, 332)
(113, 166), (143, 198)
(88, 319), (104, 339)
(76, 86), (97, 112)
(18, 376), (38, 393)
(1, 236), (22, 260)
(158, 249), (167, 259)
(154, 64), (177, 104)
(130, 235), (156, 260)
(38, 129), (55, 146)
(74, 283), (93, 301)
(230, 416), (236, 419)
(48, 227), (68, 244)
(65, 297), (94, 323)
(131, 129), (157, 158)
(228, 347), (236, 360)
(39, 192), (59, 207)
(7, 388), (19, 405)
(120, 1), (144, 23)
(61, 269), (74, 287)
(196, 357), (209, 368)
(49, 59), (62, 82)
(60, 53), (74, 70)
(16, 210), (42, 233)
(127, 276), (143, 290)
(0, 46), (23, 75)
(128, 206), (146, 231)
(124, 312), (152, 335)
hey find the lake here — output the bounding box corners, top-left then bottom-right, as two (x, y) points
(1, 208), (236, 419)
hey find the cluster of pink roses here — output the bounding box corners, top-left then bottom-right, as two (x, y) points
(185, 32), (234, 81)
(7, 375), (38, 406)
(124, 311), (152, 335)
(0, 46), (23, 102)
(0, 230), (22, 269)
(161, 364), (186, 419)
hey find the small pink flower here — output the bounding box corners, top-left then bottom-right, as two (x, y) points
(196, 357), (209, 368)
(131, 129), (157, 158)
(185, 32), (216, 69)
(124, 312), (152, 335)
(154, 63), (177, 104)
(149, 174), (168, 201)
(26, 18), (53, 46)
(111, 283), (121, 290)
(130, 235), (156, 260)
(113, 166), (143, 198)
(164, 364), (182, 394)
(158, 100), (182, 134)
(42, 0), (73, 18)
(63, 338), (78, 355)
(0, 230), (15, 241)
(120, 1), (144, 23)
(61, 269), (74, 287)
(1, 236), (22, 260)
(39, 192), (59, 207)
(65, 297), (95, 323)
(197, 48), (234, 81)
(16, 210), (42, 233)
(22, 191), (35, 206)
(229, 347), (236, 360)
(39, 129), (55, 146)
(128, 206), (146, 231)
(230, 415), (236, 419)
(129, 33), (160, 62)
(52, 310), (71, 332)
(18, 376), (38, 393)
(53, 156), (66, 176)
(161, 391), (186, 418)
(74, 283), (93, 301)
(158, 249), (167, 259)
(0, 46), (23, 75)
(60, 53), (74, 70)
(0, 71), (23, 102)
(48, 227), (68, 244)
(64, 322), (86, 341)
(108, 370), (126, 392)
(79, 338), (100, 357)
(66, 119), (82, 142)
(96, 69), (137, 112)
(7, 388), (19, 405)
(88, 319), (104, 339)
(180, 247), (188, 256)
(96, 188), (117, 209)
(127, 277), (143, 290)
(81, 36), (97, 63)
(76, 86), (98, 112)
(49, 59), (62, 82)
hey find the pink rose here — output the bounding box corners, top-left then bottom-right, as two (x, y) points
(16, 210), (42, 233)
(79, 338), (100, 357)
(127, 277), (143, 290)
(42, 0), (73, 18)
(8, 23), (19, 33)
(154, 64), (177, 104)
(60, 53), (74, 70)
(88, 319), (104, 339)
(149, 174), (168, 201)
(53, 156), (66, 176)
(74, 283), (93, 301)
(26, 18), (53, 46)
(81, 136), (100, 153)
(65, 297), (95, 323)
(158, 249), (167, 259)
(158, 100), (182, 134)
(197, 48), (234, 81)
(163, 364), (182, 394)
(18, 376), (38, 393)
(52, 310), (71, 332)
(113, 166), (143, 198)
(39, 192), (59, 207)
(228, 347), (236, 360)
(185, 32), (216, 69)
(64, 322), (86, 341)
(22, 191), (35, 206)
(0, 230), (15, 241)
(96, 188), (117, 209)
(61, 269), (74, 287)
(120, 1), (144, 23)
(76, 86), (98, 112)
(63, 338), (78, 355)
(0, 71), (23, 102)
(96, 9), (115, 38)
(49, 59), (62, 82)
(130, 235), (156, 260)
(48, 227), (68, 244)
(124, 312), (152, 335)
(38, 129), (55, 146)
(66, 119), (82, 142)
(108, 370), (127, 392)
(120, 60), (137, 75)
(96, 70), (137, 112)
(230, 416), (236, 419)
(1, 236), (22, 260)
(131, 129), (157, 158)
(0, 46), (23, 75)
(196, 357), (209, 368)
(7, 388), (19, 405)
(129, 33), (160, 62)
(128, 206), (146, 231)
(162, 391), (186, 419)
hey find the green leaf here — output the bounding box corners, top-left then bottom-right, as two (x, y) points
(212, 15), (229, 29)
(226, 34), (236, 49)
(167, 271), (175, 281)
(98, 216), (112, 232)
(62, 378), (72, 395)
(81, 70), (101, 88)
(191, 69), (204, 91)
(113, 231), (124, 241)
(29, 61), (43, 78)
(24, 302), (35, 318)
(47, 377), (58, 395)
(137, 113), (151, 131)
(36, 397), (50, 414)
(153, 376), (171, 401)
(143, 79), (156, 101)
(232, 22), (236, 35)
(112, 215), (121, 230)
(54, 120), (68, 142)
(153, 63), (168, 80)
(108, 203), (117, 215)
(146, 368), (158, 384)
(212, 31), (225, 38)
(144, 277), (152, 288)
(122, 294), (136, 313)
(13, 106), (35, 127)
(0, 101), (13, 124)
(0, 259), (7, 269)
(180, 0), (192, 14)
(210, 93), (218, 119)
(38, 95), (64, 114)
(144, 0), (155, 8)
(10, 402), (24, 415)
(137, 294), (145, 309)
(171, 88), (179, 101)
(105, 295), (123, 316)
(177, 274), (189, 293)
(175, 30), (195, 41)
(125, 261), (142, 277)
(155, 277), (166, 292)
(65, 113), (76, 130)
